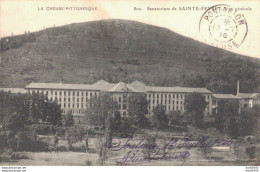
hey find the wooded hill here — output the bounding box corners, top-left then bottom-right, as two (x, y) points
(0, 19), (259, 94)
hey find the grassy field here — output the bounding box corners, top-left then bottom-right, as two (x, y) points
(1, 148), (255, 166)
(1, 135), (258, 166)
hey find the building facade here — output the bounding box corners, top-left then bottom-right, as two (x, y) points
(237, 93), (260, 108)
(212, 94), (241, 115)
(24, 80), (213, 117)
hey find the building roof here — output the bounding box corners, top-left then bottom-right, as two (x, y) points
(25, 80), (213, 94)
(108, 82), (142, 92)
(212, 94), (240, 99)
(26, 82), (97, 90)
(237, 93), (260, 99)
(92, 80), (116, 91)
(129, 81), (147, 92)
(0, 88), (27, 94)
(146, 86), (212, 94)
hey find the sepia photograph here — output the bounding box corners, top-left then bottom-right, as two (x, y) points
(0, 0), (259, 170)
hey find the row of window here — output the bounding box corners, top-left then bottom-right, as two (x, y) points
(148, 105), (184, 111)
(147, 93), (211, 100)
(147, 93), (186, 99)
(148, 99), (183, 105)
(29, 89), (98, 97)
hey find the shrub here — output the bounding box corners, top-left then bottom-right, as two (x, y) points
(85, 159), (92, 166)
(58, 146), (67, 152)
(0, 149), (13, 162)
(10, 152), (29, 160)
(246, 146), (257, 160)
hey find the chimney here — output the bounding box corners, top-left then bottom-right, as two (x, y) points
(237, 80), (240, 95)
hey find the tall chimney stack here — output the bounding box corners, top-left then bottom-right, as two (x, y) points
(237, 80), (240, 95)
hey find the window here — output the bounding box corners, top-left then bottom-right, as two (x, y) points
(153, 94), (155, 98)
(68, 98), (70, 102)
(177, 95), (179, 99)
(165, 99), (167, 104)
(59, 98), (61, 101)
(77, 98), (79, 102)
(46, 91), (48, 95)
(81, 103), (83, 108)
(123, 112), (126, 117)
(177, 101), (179, 104)
(86, 92), (88, 96)
(157, 94), (159, 98)
(68, 92), (70, 96)
(51, 91), (53, 95)
(123, 104), (127, 110)
(149, 94), (151, 98)
(82, 92), (83, 96)
(60, 91), (62, 96)
(73, 92), (75, 96)
(64, 98), (66, 101)
(119, 97), (121, 103)
(123, 94), (127, 98)
(81, 98), (83, 102)
(77, 92), (79, 96)
(55, 91), (57, 95)
(180, 95), (183, 99)
(90, 93), (92, 96)
(68, 104), (70, 108)
(86, 98), (88, 102)
(119, 104), (121, 109)
(64, 91), (66, 96)
(77, 103), (79, 108)
(64, 103), (66, 108)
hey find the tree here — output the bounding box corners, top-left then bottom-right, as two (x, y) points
(185, 93), (206, 127)
(142, 134), (156, 160)
(234, 137), (244, 160)
(85, 93), (118, 127)
(246, 146), (257, 160)
(168, 110), (181, 125)
(214, 100), (239, 133)
(63, 110), (74, 127)
(111, 110), (121, 131)
(199, 146), (213, 160)
(236, 108), (258, 137)
(127, 94), (149, 128)
(152, 104), (168, 130)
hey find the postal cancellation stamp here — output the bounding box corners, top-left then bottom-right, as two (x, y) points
(199, 4), (248, 50)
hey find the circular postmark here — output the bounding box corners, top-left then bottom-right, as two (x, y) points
(199, 4), (248, 50)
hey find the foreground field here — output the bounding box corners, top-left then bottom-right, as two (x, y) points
(1, 150), (257, 166)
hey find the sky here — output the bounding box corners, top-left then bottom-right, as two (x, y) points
(0, 0), (260, 58)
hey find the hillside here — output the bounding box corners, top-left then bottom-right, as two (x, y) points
(0, 19), (259, 94)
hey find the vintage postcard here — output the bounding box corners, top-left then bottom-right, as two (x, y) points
(0, 0), (259, 168)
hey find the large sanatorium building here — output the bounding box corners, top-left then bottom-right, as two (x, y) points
(1, 80), (259, 119)
(24, 80), (213, 117)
